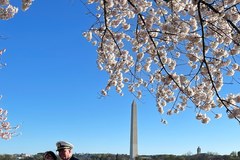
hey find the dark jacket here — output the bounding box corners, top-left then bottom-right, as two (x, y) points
(70, 156), (79, 160)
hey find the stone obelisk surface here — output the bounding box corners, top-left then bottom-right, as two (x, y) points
(130, 100), (138, 160)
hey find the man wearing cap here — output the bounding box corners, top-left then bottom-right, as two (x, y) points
(56, 141), (79, 160)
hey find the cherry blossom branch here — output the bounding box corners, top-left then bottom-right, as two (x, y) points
(200, 0), (240, 34)
(197, 0), (240, 123)
(0, 1), (33, 139)
(127, 1), (204, 117)
(85, 0), (240, 124)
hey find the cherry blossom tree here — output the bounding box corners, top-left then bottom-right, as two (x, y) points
(0, 0), (33, 140)
(84, 0), (240, 124)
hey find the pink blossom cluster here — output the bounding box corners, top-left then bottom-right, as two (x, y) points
(22, 0), (33, 11)
(0, 4), (18, 20)
(0, 107), (19, 140)
(0, 0), (9, 5)
(85, 0), (240, 124)
(0, 0), (32, 140)
(0, 0), (33, 20)
(0, 49), (18, 140)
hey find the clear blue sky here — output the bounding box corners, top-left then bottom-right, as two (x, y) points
(0, 0), (239, 156)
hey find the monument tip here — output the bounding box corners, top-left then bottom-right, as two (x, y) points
(132, 100), (136, 107)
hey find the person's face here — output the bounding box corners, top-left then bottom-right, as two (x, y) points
(58, 148), (72, 160)
(44, 153), (55, 160)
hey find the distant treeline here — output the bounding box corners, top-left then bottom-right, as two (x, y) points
(1, 153), (240, 160)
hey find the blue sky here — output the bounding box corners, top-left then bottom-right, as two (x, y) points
(0, 0), (239, 156)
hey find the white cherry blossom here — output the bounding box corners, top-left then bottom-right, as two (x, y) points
(0, 0), (33, 20)
(85, 0), (240, 124)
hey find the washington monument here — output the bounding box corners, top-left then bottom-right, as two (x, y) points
(130, 100), (138, 160)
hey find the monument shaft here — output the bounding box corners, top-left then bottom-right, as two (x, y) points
(130, 100), (138, 160)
